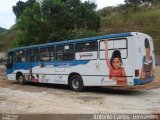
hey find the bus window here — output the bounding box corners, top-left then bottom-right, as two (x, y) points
(56, 44), (74, 61)
(75, 42), (98, 60)
(26, 48), (39, 62)
(113, 39), (127, 49)
(76, 42), (98, 52)
(75, 43), (87, 52)
(100, 40), (113, 50)
(7, 51), (14, 68)
(100, 39), (128, 59)
(113, 39), (128, 59)
(15, 50), (26, 63)
(40, 47), (55, 62)
(87, 42), (98, 51)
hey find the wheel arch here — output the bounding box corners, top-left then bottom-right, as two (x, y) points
(16, 71), (23, 80)
(68, 72), (83, 85)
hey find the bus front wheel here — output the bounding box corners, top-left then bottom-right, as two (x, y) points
(69, 75), (84, 92)
(17, 75), (26, 85)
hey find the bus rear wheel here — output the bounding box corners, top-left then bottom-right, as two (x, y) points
(17, 75), (26, 85)
(69, 75), (84, 92)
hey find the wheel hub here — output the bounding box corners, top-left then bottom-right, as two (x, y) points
(72, 79), (79, 89)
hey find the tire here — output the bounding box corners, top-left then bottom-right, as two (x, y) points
(69, 75), (84, 92)
(17, 75), (26, 85)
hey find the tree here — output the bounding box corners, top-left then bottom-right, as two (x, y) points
(12, 0), (101, 46)
(125, 0), (160, 6)
(12, 1), (25, 19)
(25, 0), (36, 7)
(13, 0), (36, 19)
(14, 2), (48, 46)
(150, 0), (160, 5)
(125, 0), (141, 4)
(124, 0), (142, 11)
(39, 0), (101, 33)
(41, 0), (100, 41)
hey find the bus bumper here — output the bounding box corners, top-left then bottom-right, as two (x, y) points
(133, 76), (155, 86)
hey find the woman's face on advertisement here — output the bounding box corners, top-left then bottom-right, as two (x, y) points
(145, 48), (150, 55)
(112, 58), (121, 69)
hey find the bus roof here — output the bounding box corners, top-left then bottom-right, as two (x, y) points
(9, 32), (132, 51)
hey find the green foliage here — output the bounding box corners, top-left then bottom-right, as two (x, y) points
(125, 0), (160, 5)
(41, 0), (100, 32)
(11, 31), (28, 48)
(125, 0), (141, 5)
(142, 0), (160, 5)
(12, 0), (100, 47)
(49, 29), (98, 42)
(97, 7), (115, 17)
(16, 2), (48, 46)
(0, 29), (17, 51)
(98, 4), (160, 56)
(123, 0), (160, 12)
(1, 0), (160, 55)
(13, 0), (36, 19)
(100, 5), (160, 32)
(12, 1), (25, 19)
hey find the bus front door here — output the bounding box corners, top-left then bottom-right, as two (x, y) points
(6, 51), (15, 80)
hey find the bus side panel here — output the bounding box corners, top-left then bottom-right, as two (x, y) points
(7, 74), (16, 81)
(31, 62), (68, 84)
(82, 76), (135, 86)
(78, 59), (134, 86)
(65, 37), (135, 87)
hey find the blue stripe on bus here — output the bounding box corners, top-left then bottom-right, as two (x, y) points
(55, 60), (90, 67)
(134, 76), (154, 85)
(6, 60), (90, 74)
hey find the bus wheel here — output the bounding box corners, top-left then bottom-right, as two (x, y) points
(69, 75), (84, 92)
(18, 75), (26, 85)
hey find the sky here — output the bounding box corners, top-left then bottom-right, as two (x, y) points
(0, 0), (124, 29)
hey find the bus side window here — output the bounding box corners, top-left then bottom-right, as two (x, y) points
(50, 47), (55, 61)
(99, 39), (127, 59)
(26, 48), (39, 62)
(76, 42), (98, 52)
(75, 42), (98, 60)
(15, 50), (26, 63)
(113, 39), (127, 59)
(40, 47), (55, 62)
(56, 46), (64, 61)
(75, 43), (87, 52)
(64, 45), (74, 61)
(56, 44), (74, 61)
(86, 42), (98, 51)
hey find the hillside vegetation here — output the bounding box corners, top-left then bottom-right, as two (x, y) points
(0, 27), (7, 34)
(99, 6), (160, 34)
(0, 28), (17, 51)
(98, 5), (160, 55)
(0, 1), (160, 57)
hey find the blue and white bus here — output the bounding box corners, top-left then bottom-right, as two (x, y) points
(6, 32), (155, 91)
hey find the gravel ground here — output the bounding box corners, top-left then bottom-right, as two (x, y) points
(0, 66), (160, 115)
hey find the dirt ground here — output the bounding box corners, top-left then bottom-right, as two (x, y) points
(0, 66), (160, 114)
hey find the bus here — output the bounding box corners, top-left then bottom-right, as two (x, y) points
(6, 32), (155, 91)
